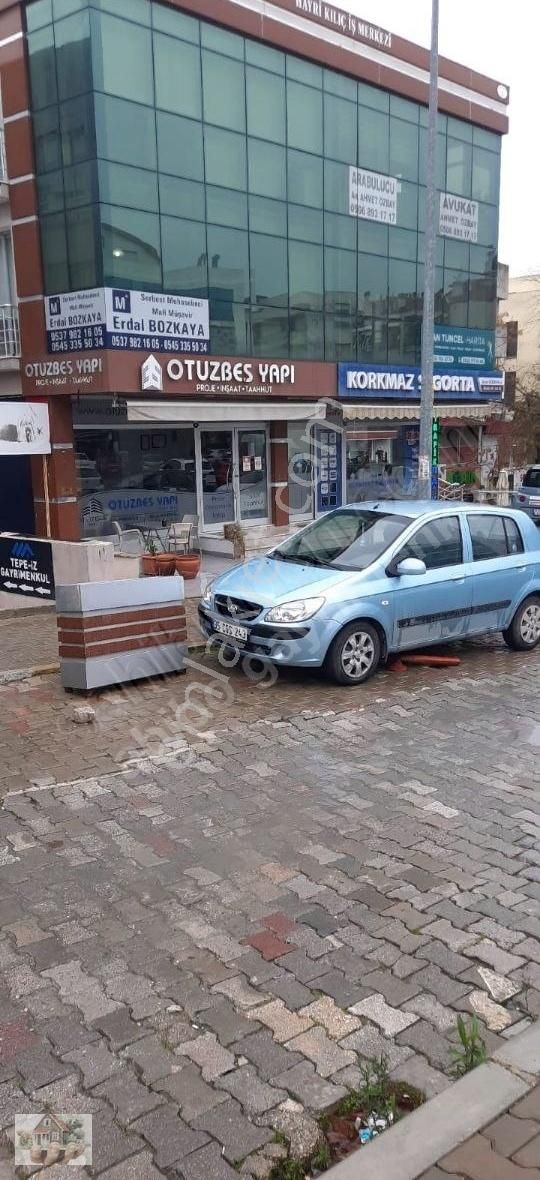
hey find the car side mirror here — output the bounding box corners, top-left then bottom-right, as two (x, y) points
(395, 557), (427, 576)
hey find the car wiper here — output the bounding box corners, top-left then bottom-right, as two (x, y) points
(296, 554), (334, 568)
(269, 551), (301, 563)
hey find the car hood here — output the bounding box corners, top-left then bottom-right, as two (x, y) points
(210, 556), (356, 608)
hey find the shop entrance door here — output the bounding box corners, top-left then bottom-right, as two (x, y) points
(197, 427), (269, 529)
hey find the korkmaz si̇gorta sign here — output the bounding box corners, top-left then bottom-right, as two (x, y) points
(45, 288), (210, 356)
(338, 363), (504, 399)
(0, 537), (55, 600)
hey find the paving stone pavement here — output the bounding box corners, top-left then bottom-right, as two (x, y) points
(422, 1084), (540, 1178)
(0, 640), (538, 1177)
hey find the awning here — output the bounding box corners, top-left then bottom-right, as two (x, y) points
(127, 401), (327, 424)
(342, 403), (503, 422)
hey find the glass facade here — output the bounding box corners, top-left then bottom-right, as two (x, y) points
(27, 0), (502, 361)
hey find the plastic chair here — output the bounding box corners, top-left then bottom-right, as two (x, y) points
(167, 522), (192, 553)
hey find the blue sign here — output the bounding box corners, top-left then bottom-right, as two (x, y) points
(315, 425), (343, 515)
(338, 363), (504, 401)
(433, 325), (495, 369)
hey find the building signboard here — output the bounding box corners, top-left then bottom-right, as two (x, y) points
(293, 0), (392, 47)
(24, 357), (104, 390)
(45, 288), (210, 356)
(349, 167), (398, 224)
(338, 363), (504, 400)
(434, 325), (495, 369)
(439, 192), (479, 242)
(140, 356), (297, 396)
(0, 402), (50, 455)
(0, 536), (55, 600)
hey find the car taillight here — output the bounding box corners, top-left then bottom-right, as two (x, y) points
(518, 495), (527, 503)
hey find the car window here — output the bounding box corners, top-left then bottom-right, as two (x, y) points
(503, 518), (524, 555)
(523, 469), (540, 489)
(396, 516), (463, 570)
(272, 508), (412, 570)
(468, 514), (523, 560)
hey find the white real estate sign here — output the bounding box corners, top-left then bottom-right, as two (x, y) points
(439, 192), (479, 242)
(349, 167), (398, 224)
(45, 288), (210, 356)
(0, 402), (50, 455)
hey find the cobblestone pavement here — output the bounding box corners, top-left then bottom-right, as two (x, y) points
(424, 1085), (540, 1178)
(0, 639), (538, 1176)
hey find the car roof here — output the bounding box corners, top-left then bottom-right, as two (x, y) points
(343, 499), (527, 520)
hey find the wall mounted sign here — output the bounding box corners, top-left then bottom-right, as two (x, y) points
(434, 326), (495, 369)
(338, 363), (504, 400)
(138, 355), (297, 396)
(439, 193), (479, 242)
(45, 288), (210, 356)
(24, 357), (104, 389)
(315, 425), (343, 514)
(293, 0), (392, 47)
(0, 402), (50, 455)
(0, 536), (55, 599)
(349, 167), (398, 224)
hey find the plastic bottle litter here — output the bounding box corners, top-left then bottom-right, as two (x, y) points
(357, 1109), (393, 1145)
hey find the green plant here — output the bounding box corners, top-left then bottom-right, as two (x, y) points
(311, 1141), (331, 1171)
(450, 1015), (487, 1077)
(269, 1160), (306, 1180)
(145, 538), (157, 556)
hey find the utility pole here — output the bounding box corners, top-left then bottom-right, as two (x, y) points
(418, 0), (440, 499)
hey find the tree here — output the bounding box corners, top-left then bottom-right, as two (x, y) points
(511, 365), (540, 464)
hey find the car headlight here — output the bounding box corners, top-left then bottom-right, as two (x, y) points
(201, 581), (214, 608)
(265, 597), (325, 624)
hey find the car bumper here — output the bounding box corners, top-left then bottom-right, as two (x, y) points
(198, 605), (330, 667)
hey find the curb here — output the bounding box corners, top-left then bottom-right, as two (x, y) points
(0, 662), (60, 685)
(325, 1020), (540, 1180)
(0, 604), (55, 620)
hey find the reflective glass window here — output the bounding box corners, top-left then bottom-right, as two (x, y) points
(389, 227), (417, 261)
(252, 305), (289, 357)
(287, 56), (322, 87)
(390, 117), (418, 181)
(248, 139), (286, 200)
(161, 216), (208, 295)
(472, 147), (500, 204)
(34, 106), (62, 173)
(388, 258), (417, 315)
(152, 5), (198, 41)
(154, 32), (201, 118)
(101, 203), (161, 286)
(27, 0), (53, 31)
(202, 50), (245, 132)
(289, 205), (323, 243)
(287, 80), (323, 154)
(95, 93), (156, 168)
(98, 160), (158, 211)
(447, 137), (472, 197)
(37, 169), (64, 214)
(206, 186), (248, 229)
(207, 225), (249, 303)
(65, 159), (97, 207)
(249, 196), (287, 236)
(28, 25), (57, 110)
(324, 68), (356, 101)
(290, 309), (324, 359)
(210, 304), (250, 355)
(200, 22), (243, 58)
(325, 247), (356, 311)
(92, 10), (153, 104)
(288, 149), (322, 208)
(66, 204), (99, 287)
(358, 81), (389, 112)
(288, 240), (323, 310)
(324, 94), (357, 164)
(358, 107), (389, 173)
(159, 175), (204, 220)
(324, 212), (356, 250)
(41, 211), (69, 292)
(246, 67), (285, 142)
(250, 233), (288, 305)
(60, 94), (95, 165)
(358, 253), (387, 315)
(324, 159), (349, 215)
(245, 40), (284, 73)
(55, 10), (92, 101)
(205, 126), (247, 191)
(156, 111), (203, 180)
(92, 0), (150, 22)
(325, 313), (356, 361)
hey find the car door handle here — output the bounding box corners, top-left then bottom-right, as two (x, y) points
(451, 577), (465, 583)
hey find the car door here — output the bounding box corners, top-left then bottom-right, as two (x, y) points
(466, 513), (527, 634)
(389, 514), (472, 650)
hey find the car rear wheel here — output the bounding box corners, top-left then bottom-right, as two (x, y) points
(325, 621), (381, 686)
(503, 595), (540, 651)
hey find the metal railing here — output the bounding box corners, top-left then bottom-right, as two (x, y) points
(0, 304), (20, 358)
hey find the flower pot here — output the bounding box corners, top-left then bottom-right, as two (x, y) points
(175, 553), (201, 579)
(141, 554), (158, 576)
(154, 554), (176, 576)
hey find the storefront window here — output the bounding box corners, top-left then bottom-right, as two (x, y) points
(346, 426), (406, 502)
(75, 426), (197, 535)
(288, 422), (313, 518)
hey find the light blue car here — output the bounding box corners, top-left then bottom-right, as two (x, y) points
(199, 502), (540, 685)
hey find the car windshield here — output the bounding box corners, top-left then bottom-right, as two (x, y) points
(523, 469), (540, 489)
(271, 508), (412, 571)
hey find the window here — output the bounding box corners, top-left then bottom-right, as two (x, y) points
(98, 161), (158, 211)
(324, 94), (357, 164)
(287, 80), (323, 154)
(202, 51), (245, 132)
(159, 175), (204, 220)
(161, 216), (207, 295)
(92, 10), (153, 105)
(248, 139), (286, 200)
(246, 68), (285, 142)
(205, 126), (246, 190)
(207, 224), (249, 304)
(250, 233), (288, 305)
(154, 32), (201, 119)
(55, 10), (92, 101)
(523, 469), (540, 489)
(288, 150), (322, 208)
(152, 5), (198, 42)
(67, 204), (99, 287)
(288, 241), (323, 311)
(358, 108), (389, 173)
(96, 94), (156, 169)
(101, 203), (161, 286)
(249, 196), (286, 236)
(156, 112), (203, 181)
(274, 508), (411, 570)
(398, 516), (463, 569)
(325, 247), (356, 310)
(472, 147), (500, 204)
(245, 40), (284, 74)
(447, 138), (472, 197)
(28, 25), (57, 110)
(390, 117), (418, 181)
(468, 514), (523, 560)
(206, 186), (247, 229)
(289, 205), (323, 243)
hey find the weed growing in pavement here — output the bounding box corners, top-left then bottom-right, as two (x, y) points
(450, 1015), (487, 1077)
(336, 1053), (395, 1119)
(269, 1160), (307, 1180)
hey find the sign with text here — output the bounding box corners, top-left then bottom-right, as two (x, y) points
(0, 536), (55, 600)
(0, 402), (50, 455)
(46, 288), (210, 355)
(294, 0), (392, 47)
(138, 356), (297, 396)
(349, 167), (398, 224)
(339, 363), (504, 400)
(434, 326), (495, 369)
(439, 193), (479, 242)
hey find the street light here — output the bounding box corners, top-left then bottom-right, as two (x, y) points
(418, 0), (440, 499)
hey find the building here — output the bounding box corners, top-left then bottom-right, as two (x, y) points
(30, 1115), (69, 1149)
(499, 273), (540, 466)
(0, 0), (509, 542)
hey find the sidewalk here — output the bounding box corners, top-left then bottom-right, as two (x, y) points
(328, 1023), (540, 1179)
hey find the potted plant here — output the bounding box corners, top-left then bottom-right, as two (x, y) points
(141, 538), (158, 576)
(154, 551), (176, 575)
(174, 550), (201, 579)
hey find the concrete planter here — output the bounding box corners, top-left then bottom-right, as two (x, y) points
(56, 576), (186, 691)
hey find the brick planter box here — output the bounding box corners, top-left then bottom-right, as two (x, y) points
(56, 576), (186, 691)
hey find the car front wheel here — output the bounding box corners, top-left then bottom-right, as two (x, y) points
(503, 595), (540, 651)
(325, 621), (381, 686)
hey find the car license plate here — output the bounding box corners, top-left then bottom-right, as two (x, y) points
(214, 620), (248, 642)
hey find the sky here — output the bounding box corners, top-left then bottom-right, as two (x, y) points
(341, 0), (539, 276)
